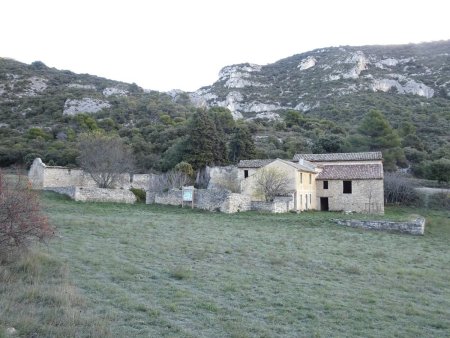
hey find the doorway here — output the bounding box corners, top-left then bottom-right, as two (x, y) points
(320, 197), (329, 211)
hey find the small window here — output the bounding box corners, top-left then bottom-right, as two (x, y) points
(323, 181), (328, 189)
(309, 194), (312, 204)
(343, 180), (352, 194)
(244, 170), (249, 178)
(309, 173), (312, 184)
(300, 173), (303, 184)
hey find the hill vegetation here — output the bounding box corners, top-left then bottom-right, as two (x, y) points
(1, 40), (449, 182)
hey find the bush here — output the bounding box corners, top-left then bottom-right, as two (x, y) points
(384, 173), (419, 205)
(0, 172), (54, 260)
(428, 191), (450, 210)
(130, 188), (146, 203)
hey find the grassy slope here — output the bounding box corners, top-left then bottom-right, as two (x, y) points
(1, 192), (450, 337)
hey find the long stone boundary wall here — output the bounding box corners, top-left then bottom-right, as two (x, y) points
(148, 189), (254, 213)
(45, 186), (136, 204)
(334, 217), (425, 235)
(147, 189), (294, 214)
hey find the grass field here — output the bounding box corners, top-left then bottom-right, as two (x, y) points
(1, 192), (450, 337)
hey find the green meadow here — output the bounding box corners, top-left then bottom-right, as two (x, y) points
(1, 192), (449, 337)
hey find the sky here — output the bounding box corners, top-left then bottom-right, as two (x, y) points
(2, 0), (449, 92)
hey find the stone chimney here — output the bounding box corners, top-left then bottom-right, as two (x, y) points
(299, 158), (304, 166)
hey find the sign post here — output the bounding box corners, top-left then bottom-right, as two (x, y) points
(182, 186), (194, 209)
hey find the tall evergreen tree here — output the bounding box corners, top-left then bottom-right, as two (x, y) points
(185, 110), (228, 169)
(358, 109), (404, 170)
(228, 125), (256, 162)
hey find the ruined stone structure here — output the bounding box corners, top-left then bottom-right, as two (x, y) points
(28, 158), (148, 204)
(28, 158), (150, 190)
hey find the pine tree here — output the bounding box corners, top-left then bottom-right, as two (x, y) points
(358, 110), (404, 170)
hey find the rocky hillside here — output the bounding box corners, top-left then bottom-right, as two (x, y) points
(0, 41), (449, 178)
(190, 40), (450, 121)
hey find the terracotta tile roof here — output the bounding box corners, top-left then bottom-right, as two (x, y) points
(293, 152), (383, 162)
(316, 164), (383, 180)
(277, 159), (316, 173)
(238, 159), (275, 168)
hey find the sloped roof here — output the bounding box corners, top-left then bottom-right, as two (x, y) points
(238, 159), (275, 168)
(277, 159), (316, 173)
(293, 152), (383, 162)
(316, 164), (383, 180)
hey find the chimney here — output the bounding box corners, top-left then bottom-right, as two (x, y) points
(299, 158), (304, 166)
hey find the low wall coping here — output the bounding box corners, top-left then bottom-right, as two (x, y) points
(334, 216), (425, 235)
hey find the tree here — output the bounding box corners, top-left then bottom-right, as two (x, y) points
(384, 173), (419, 205)
(254, 167), (290, 202)
(358, 110), (404, 170)
(312, 134), (345, 153)
(0, 172), (53, 259)
(358, 110), (401, 150)
(185, 110), (227, 169)
(228, 125), (256, 163)
(428, 158), (450, 183)
(77, 132), (134, 188)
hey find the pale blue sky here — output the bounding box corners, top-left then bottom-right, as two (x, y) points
(2, 0), (449, 92)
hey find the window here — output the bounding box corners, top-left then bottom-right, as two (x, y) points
(309, 194), (312, 204)
(244, 170), (249, 178)
(300, 173), (303, 184)
(309, 173), (312, 184)
(323, 181), (328, 189)
(343, 180), (352, 194)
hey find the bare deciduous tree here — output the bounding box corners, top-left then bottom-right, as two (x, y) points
(384, 172), (419, 205)
(254, 167), (290, 202)
(148, 170), (193, 193)
(0, 172), (54, 259)
(77, 132), (134, 188)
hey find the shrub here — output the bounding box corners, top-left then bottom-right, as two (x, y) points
(130, 188), (146, 203)
(0, 172), (54, 260)
(428, 191), (450, 210)
(384, 173), (419, 205)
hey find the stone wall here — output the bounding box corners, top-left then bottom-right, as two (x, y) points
(149, 188), (296, 214)
(152, 188), (232, 211)
(45, 186), (136, 204)
(221, 193), (252, 213)
(251, 196), (295, 213)
(131, 174), (151, 190)
(316, 179), (384, 214)
(29, 158), (150, 190)
(334, 217), (425, 235)
(207, 165), (240, 192)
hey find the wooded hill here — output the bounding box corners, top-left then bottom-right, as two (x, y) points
(0, 40), (449, 182)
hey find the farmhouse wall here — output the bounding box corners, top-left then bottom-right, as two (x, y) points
(207, 165), (240, 191)
(45, 186), (136, 203)
(335, 217), (425, 235)
(316, 179), (384, 214)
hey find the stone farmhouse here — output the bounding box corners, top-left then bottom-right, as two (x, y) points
(238, 152), (384, 214)
(28, 151), (384, 214)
